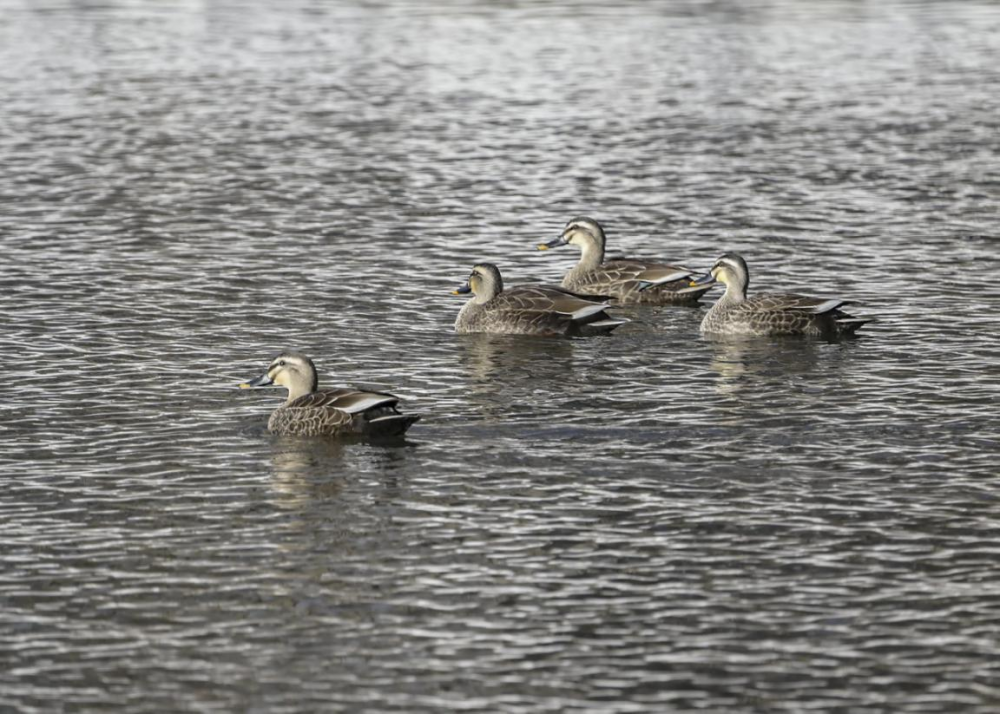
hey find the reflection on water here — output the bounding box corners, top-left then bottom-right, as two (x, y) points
(459, 333), (576, 383)
(268, 437), (348, 508)
(268, 436), (415, 510)
(708, 336), (756, 392)
(706, 335), (827, 395)
(2, 0), (999, 711)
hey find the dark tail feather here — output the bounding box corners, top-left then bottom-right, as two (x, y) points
(835, 317), (872, 335)
(367, 414), (421, 438)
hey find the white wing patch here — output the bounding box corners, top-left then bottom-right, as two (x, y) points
(558, 303), (609, 321)
(338, 394), (397, 414)
(587, 318), (629, 328)
(642, 270), (693, 287)
(805, 299), (847, 314)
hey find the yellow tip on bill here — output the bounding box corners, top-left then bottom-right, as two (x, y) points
(238, 383), (252, 389)
(536, 244), (548, 251)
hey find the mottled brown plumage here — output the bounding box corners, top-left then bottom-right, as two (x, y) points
(453, 263), (627, 336)
(239, 353), (420, 437)
(694, 253), (871, 337)
(537, 216), (712, 305)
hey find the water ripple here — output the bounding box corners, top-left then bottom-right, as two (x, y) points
(2, 0), (999, 712)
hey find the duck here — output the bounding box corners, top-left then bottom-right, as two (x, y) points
(238, 352), (420, 437)
(690, 253), (871, 337)
(452, 262), (627, 336)
(536, 216), (713, 304)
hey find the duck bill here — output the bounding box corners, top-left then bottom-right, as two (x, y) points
(451, 283), (472, 296)
(238, 372), (274, 389)
(536, 237), (567, 251)
(688, 272), (716, 287)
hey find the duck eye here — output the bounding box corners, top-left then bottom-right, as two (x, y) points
(278, 360), (286, 367)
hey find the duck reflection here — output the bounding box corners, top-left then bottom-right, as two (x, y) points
(267, 437), (348, 509)
(263, 436), (407, 609)
(706, 335), (824, 397)
(267, 435), (413, 510)
(454, 333), (577, 421)
(458, 333), (575, 384)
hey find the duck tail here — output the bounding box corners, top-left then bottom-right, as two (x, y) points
(579, 317), (629, 335)
(835, 317), (872, 335)
(367, 414), (421, 438)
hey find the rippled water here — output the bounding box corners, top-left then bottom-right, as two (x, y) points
(2, 0), (999, 711)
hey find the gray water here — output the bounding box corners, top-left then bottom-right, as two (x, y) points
(2, 0), (999, 711)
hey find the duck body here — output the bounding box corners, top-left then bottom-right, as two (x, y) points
(694, 253), (871, 337)
(538, 216), (712, 305)
(269, 387), (420, 438)
(453, 263), (626, 336)
(701, 293), (868, 337)
(562, 257), (710, 305)
(240, 352), (420, 438)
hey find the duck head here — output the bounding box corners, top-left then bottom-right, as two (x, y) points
(452, 263), (504, 304)
(537, 216), (606, 255)
(239, 351), (319, 403)
(690, 253), (749, 299)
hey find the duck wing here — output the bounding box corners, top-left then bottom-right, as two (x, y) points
(602, 258), (694, 287)
(749, 293), (851, 315)
(499, 285), (614, 322)
(288, 388), (400, 414)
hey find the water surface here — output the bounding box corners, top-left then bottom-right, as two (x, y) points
(1, 0), (999, 711)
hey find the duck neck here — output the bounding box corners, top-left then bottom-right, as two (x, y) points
(573, 236), (605, 273)
(717, 280), (747, 306)
(284, 374), (316, 404)
(473, 276), (502, 305)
